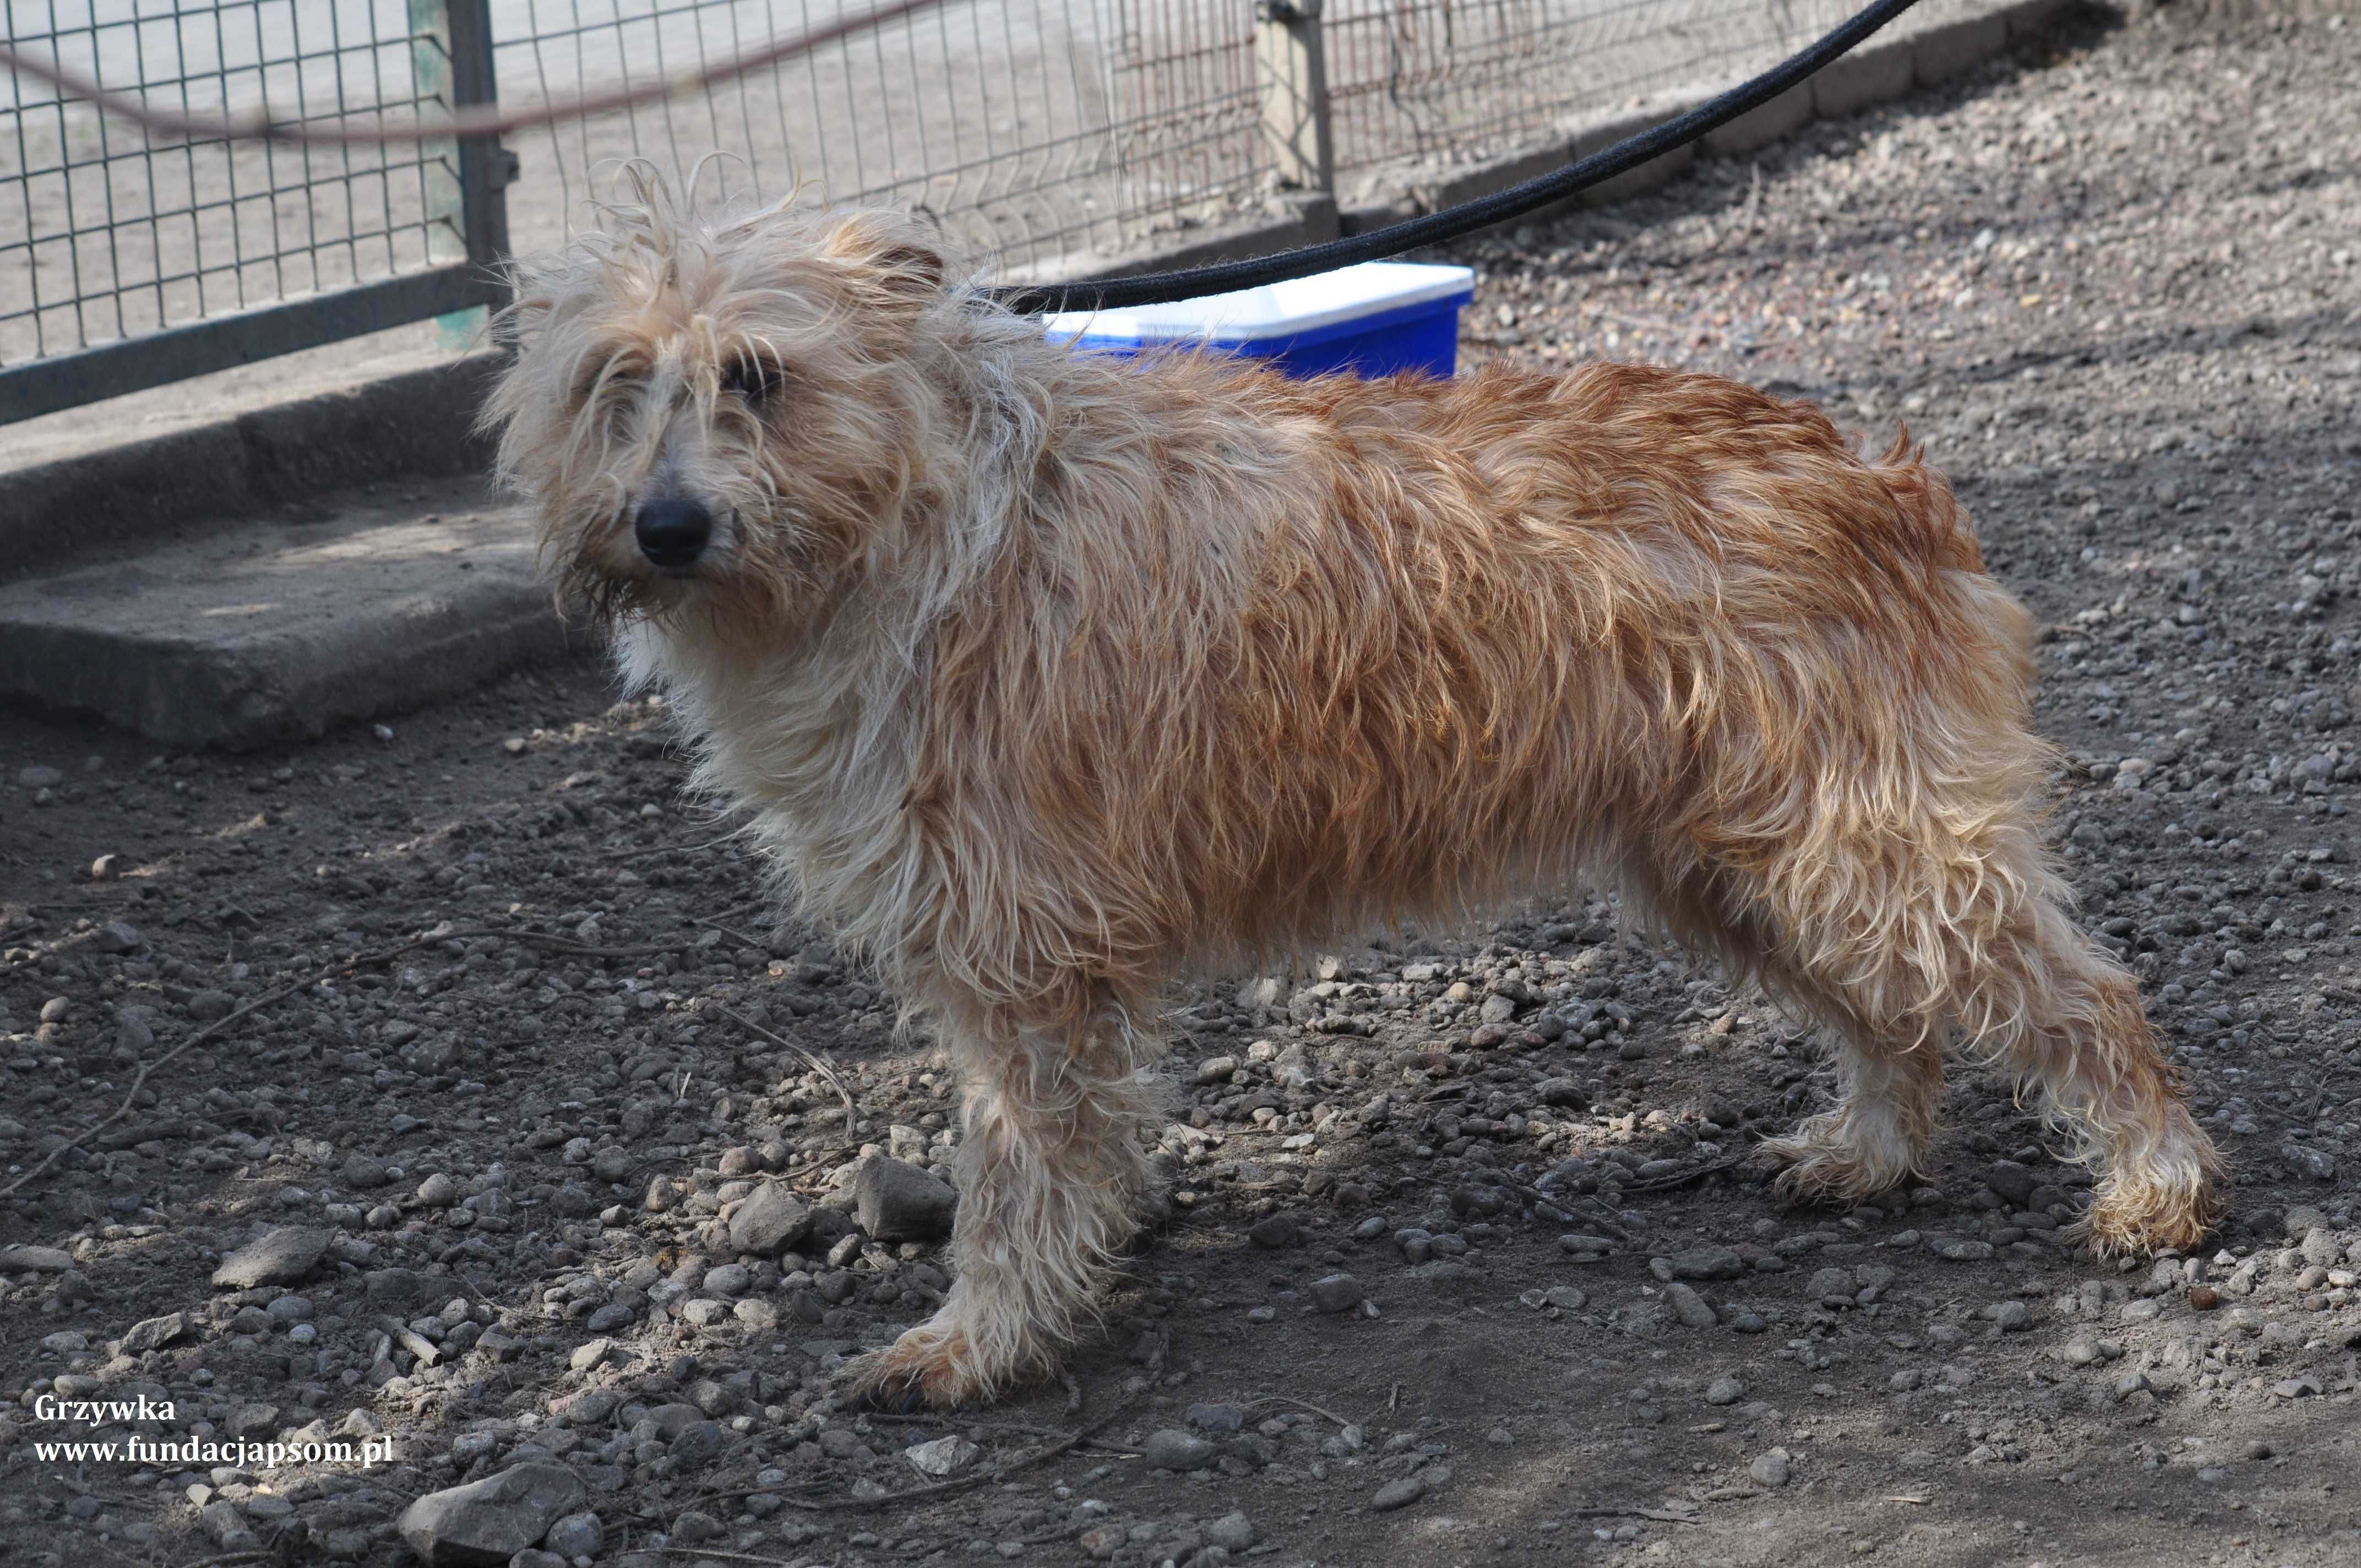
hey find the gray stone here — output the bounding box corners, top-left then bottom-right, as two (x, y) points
(200, 1500), (259, 1554)
(416, 1172), (459, 1207)
(583, 1294), (637, 1332)
(1663, 1246), (1745, 1281)
(852, 1155), (958, 1242)
(1704, 1374), (1746, 1406)
(120, 1310), (192, 1354)
(2283, 1206), (2329, 1241)
(543, 1512), (603, 1559)
(1808, 1264), (1855, 1300)
(1205, 1512), (1255, 1551)
(1928, 1236), (1996, 1262)
(547, 1390), (622, 1425)
(2282, 1144), (2337, 1182)
(1308, 1273), (1365, 1313)
(905, 1435), (981, 1476)
(1143, 1429), (1217, 1471)
(1188, 1402), (1247, 1433)
(726, 1182), (815, 1256)
(1247, 1214), (1300, 1250)
(670, 1420), (730, 1468)
(211, 1227), (328, 1289)
(1748, 1447), (1792, 1488)
(1371, 1474), (1427, 1511)
(1663, 1282), (1717, 1329)
(2, 1246), (75, 1273)
(342, 1153), (391, 1189)
(114, 1009), (155, 1055)
(17, 765), (62, 790)
(187, 989), (236, 1022)
(1985, 1161), (2039, 1208)
(396, 1463), (587, 1566)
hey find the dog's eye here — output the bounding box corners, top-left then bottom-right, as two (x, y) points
(570, 361), (632, 407)
(722, 356), (783, 404)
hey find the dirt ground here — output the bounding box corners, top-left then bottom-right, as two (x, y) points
(6, 6), (2361, 1567)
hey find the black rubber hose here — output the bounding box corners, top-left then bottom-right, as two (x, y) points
(992, 0), (1925, 314)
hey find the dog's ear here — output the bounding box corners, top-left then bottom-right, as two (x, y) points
(820, 212), (945, 312)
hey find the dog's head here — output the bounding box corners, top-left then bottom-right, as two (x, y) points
(486, 187), (951, 627)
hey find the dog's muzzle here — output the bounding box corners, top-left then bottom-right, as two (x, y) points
(635, 496), (713, 570)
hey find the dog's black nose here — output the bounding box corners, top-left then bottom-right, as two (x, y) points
(634, 497), (712, 568)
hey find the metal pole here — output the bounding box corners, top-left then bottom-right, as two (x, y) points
(411, 0), (513, 340)
(443, 0), (515, 270)
(1255, 0), (1334, 195)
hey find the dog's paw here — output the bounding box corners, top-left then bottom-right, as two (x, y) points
(841, 1321), (992, 1411)
(1756, 1134), (1914, 1206)
(2076, 1179), (2216, 1259)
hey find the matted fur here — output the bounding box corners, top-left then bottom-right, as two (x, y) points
(487, 189), (2223, 1407)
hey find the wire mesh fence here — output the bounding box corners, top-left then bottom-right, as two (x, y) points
(2, 0), (472, 370)
(497, 0), (1104, 270)
(2, 0), (2005, 414)
(1323, 0), (1866, 183)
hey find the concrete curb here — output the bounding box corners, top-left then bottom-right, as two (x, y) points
(0, 494), (583, 750)
(0, 354), (504, 586)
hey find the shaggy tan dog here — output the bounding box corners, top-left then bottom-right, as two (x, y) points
(487, 195), (2221, 1408)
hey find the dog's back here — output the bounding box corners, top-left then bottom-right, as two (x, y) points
(909, 351), (2031, 977)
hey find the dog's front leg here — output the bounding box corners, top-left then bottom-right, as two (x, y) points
(850, 998), (1157, 1408)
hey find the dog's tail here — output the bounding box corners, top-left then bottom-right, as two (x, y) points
(1868, 419), (1987, 576)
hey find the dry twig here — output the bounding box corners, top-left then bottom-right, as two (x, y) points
(712, 1003), (858, 1129)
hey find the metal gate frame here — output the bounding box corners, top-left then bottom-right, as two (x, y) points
(0, 0), (514, 426)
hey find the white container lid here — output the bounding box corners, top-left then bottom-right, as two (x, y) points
(1044, 260), (1476, 347)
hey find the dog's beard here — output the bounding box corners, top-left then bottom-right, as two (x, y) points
(552, 540), (815, 634)
(554, 553), (667, 625)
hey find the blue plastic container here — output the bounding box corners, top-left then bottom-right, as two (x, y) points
(1043, 261), (1477, 380)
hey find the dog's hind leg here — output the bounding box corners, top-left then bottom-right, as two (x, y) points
(849, 988), (1157, 1408)
(1960, 889), (2221, 1254)
(1674, 721), (2218, 1254)
(1624, 858), (1941, 1199)
(1750, 982), (1944, 1202)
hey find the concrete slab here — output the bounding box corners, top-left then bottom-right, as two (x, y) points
(1700, 80), (1816, 159)
(1571, 108), (1698, 208)
(0, 355), (502, 586)
(1811, 36), (1918, 121)
(1914, 12), (2012, 86)
(0, 476), (580, 749)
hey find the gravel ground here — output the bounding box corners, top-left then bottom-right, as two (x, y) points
(5, 7), (2361, 1567)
